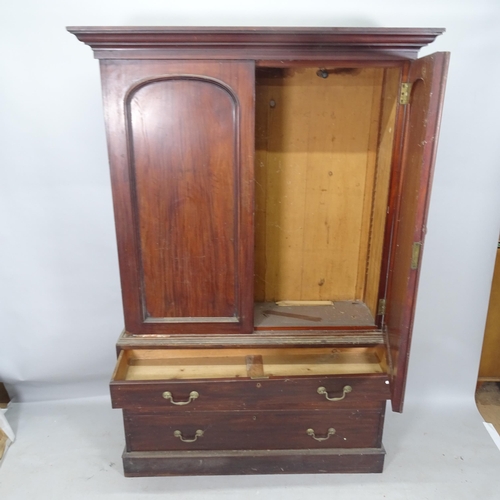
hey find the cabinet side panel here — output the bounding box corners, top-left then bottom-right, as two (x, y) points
(129, 79), (237, 319)
(385, 53), (449, 411)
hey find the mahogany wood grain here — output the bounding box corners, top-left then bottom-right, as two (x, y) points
(123, 408), (385, 451)
(68, 27), (444, 62)
(131, 79), (237, 319)
(385, 52), (450, 412)
(68, 26), (448, 477)
(122, 447), (385, 476)
(98, 60), (255, 335)
(110, 373), (390, 411)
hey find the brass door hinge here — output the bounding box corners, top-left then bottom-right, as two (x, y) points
(399, 83), (412, 105)
(411, 242), (422, 270)
(377, 299), (386, 316)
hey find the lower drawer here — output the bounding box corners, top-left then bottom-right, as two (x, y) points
(123, 407), (385, 452)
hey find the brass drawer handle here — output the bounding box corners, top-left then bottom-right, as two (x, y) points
(162, 390), (199, 405)
(306, 427), (336, 442)
(317, 385), (352, 402)
(173, 429), (204, 443)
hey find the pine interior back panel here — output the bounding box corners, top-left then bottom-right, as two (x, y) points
(254, 67), (399, 316)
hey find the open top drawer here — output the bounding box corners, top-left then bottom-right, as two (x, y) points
(110, 347), (391, 411)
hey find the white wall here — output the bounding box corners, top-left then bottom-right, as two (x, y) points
(0, 0), (499, 404)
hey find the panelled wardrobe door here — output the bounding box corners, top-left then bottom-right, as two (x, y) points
(385, 52), (450, 412)
(99, 61), (255, 335)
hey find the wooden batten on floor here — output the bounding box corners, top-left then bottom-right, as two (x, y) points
(254, 301), (376, 330)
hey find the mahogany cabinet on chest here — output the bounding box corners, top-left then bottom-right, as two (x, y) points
(68, 27), (449, 476)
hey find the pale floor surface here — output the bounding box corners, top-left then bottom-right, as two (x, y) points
(0, 396), (499, 500)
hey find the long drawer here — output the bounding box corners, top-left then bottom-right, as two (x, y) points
(123, 407), (385, 452)
(111, 347), (391, 411)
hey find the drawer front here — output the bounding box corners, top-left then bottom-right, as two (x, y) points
(123, 408), (385, 451)
(111, 374), (390, 411)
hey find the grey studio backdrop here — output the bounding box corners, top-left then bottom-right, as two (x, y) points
(0, 0), (499, 430)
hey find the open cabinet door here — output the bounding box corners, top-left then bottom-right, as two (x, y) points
(386, 52), (450, 412)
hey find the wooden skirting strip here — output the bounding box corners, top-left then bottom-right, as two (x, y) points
(123, 447), (385, 476)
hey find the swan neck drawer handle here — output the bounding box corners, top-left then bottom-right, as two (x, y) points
(173, 429), (204, 443)
(317, 385), (352, 401)
(306, 427), (336, 441)
(162, 390), (199, 405)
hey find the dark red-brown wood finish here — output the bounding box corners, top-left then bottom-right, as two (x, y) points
(68, 26), (444, 61)
(110, 373), (390, 411)
(122, 448), (386, 476)
(123, 408), (385, 451)
(98, 60), (255, 335)
(68, 27), (448, 476)
(385, 52), (449, 412)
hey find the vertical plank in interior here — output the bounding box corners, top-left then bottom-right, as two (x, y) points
(354, 70), (384, 300)
(298, 68), (339, 300)
(364, 68), (401, 316)
(300, 68), (381, 301)
(262, 70), (311, 300)
(254, 80), (271, 302)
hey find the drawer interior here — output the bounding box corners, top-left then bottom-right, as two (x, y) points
(113, 347), (387, 381)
